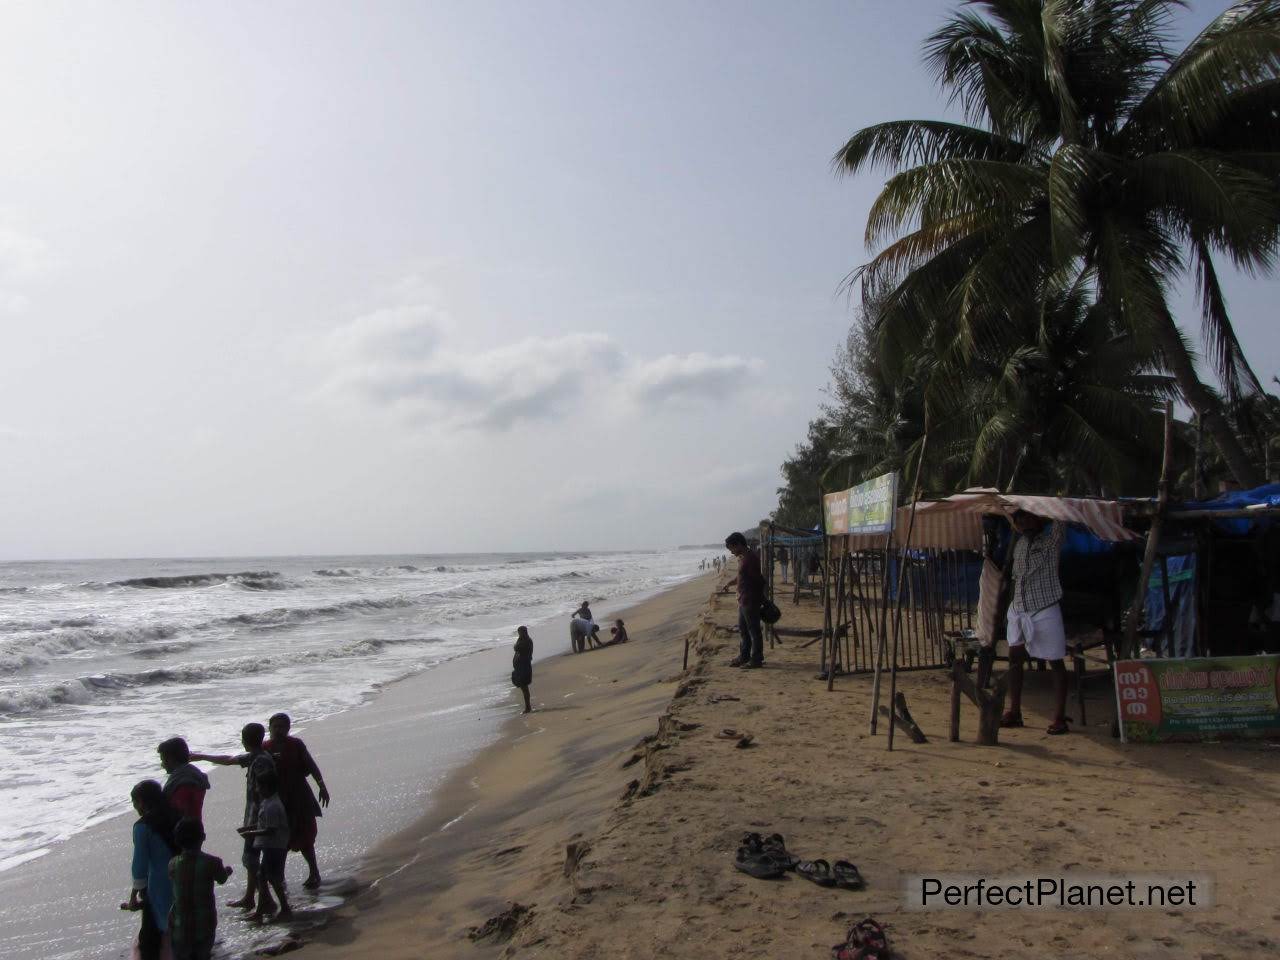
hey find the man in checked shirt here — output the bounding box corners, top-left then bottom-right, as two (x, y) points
(1000, 510), (1070, 735)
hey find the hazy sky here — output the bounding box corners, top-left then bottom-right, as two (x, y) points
(0, 0), (1267, 559)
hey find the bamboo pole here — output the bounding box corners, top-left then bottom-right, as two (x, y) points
(868, 533), (896, 734)
(1124, 402), (1174, 657)
(885, 436), (928, 750)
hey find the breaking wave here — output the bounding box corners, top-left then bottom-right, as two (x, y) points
(99, 571), (286, 591)
(0, 636), (442, 715)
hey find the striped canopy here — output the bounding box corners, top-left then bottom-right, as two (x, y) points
(843, 488), (1137, 550)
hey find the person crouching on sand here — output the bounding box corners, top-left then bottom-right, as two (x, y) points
(610, 619), (629, 644)
(1001, 510), (1070, 735)
(512, 626), (534, 714)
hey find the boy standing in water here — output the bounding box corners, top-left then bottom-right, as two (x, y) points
(190, 722), (275, 910)
(239, 770), (292, 921)
(167, 818), (232, 960)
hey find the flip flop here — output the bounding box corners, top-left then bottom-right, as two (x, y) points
(797, 859), (836, 887)
(1046, 719), (1070, 735)
(831, 918), (889, 959)
(999, 710), (1024, 728)
(733, 847), (787, 880)
(716, 729), (742, 739)
(762, 834), (799, 871)
(833, 860), (864, 889)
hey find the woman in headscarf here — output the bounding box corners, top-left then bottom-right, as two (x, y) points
(122, 779), (180, 960)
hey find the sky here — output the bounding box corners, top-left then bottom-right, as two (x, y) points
(0, 0), (1269, 560)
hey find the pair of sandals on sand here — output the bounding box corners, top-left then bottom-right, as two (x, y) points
(831, 918), (889, 959)
(733, 832), (863, 889)
(1000, 710), (1070, 735)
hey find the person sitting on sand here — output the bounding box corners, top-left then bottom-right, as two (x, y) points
(238, 770), (291, 921)
(610, 619), (629, 644)
(1000, 510), (1070, 735)
(158, 737), (211, 824)
(264, 713), (329, 889)
(190, 723), (275, 911)
(167, 817), (232, 960)
(511, 626), (534, 714)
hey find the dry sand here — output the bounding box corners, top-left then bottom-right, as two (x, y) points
(301, 570), (1280, 960)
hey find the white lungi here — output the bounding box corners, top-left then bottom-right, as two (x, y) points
(1007, 603), (1066, 660)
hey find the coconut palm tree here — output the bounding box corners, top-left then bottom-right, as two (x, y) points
(836, 0), (1280, 486)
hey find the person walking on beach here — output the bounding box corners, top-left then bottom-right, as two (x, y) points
(778, 545), (790, 584)
(723, 532), (765, 669)
(1001, 510), (1070, 735)
(158, 737), (210, 823)
(264, 713), (330, 889)
(238, 770), (292, 921)
(167, 818), (232, 960)
(123, 779), (181, 960)
(511, 626), (534, 714)
(189, 723), (275, 910)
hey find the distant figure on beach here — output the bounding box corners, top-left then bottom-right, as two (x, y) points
(264, 713), (330, 889)
(1001, 511), (1070, 735)
(511, 626), (534, 713)
(167, 818), (232, 960)
(238, 769), (292, 921)
(723, 532), (765, 669)
(190, 723), (275, 911)
(124, 779), (181, 960)
(778, 545), (790, 584)
(611, 619), (629, 644)
(158, 737), (210, 823)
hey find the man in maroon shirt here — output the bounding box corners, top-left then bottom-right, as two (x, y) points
(723, 531), (765, 668)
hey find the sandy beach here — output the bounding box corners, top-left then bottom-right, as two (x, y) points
(300, 568), (1280, 960)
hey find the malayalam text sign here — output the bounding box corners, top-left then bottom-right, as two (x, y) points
(823, 489), (849, 535)
(847, 472), (898, 536)
(1114, 655), (1280, 743)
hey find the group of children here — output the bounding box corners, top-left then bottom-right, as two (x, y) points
(568, 600), (628, 653)
(125, 712), (329, 960)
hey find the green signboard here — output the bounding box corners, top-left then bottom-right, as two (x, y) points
(847, 472), (898, 536)
(1114, 655), (1280, 743)
(822, 472), (898, 537)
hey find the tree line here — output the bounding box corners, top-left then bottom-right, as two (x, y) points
(775, 0), (1280, 531)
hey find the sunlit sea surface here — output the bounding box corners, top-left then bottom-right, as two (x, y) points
(0, 550), (703, 872)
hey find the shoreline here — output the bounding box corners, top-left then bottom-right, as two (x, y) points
(298, 571), (719, 958)
(0, 570), (704, 960)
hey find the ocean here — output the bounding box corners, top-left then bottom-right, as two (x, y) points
(0, 549), (704, 875)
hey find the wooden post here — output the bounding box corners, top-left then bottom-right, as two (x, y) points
(949, 663), (962, 742)
(1125, 402), (1174, 657)
(868, 530), (895, 735)
(827, 547), (848, 690)
(888, 435), (928, 751)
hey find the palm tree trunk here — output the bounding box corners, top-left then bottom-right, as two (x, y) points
(1154, 318), (1262, 489)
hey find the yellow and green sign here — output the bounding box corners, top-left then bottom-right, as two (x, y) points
(1114, 655), (1280, 742)
(823, 472), (898, 536)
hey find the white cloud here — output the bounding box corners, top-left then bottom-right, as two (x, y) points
(628, 352), (763, 405)
(0, 225), (52, 316)
(321, 300), (763, 432)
